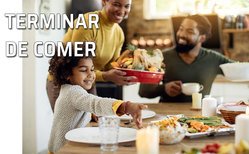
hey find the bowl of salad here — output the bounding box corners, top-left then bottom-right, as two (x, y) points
(151, 116), (186, 144)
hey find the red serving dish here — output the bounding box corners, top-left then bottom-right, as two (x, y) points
(116, 68), (164, 84)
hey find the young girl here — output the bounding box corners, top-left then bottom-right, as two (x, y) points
(48, 48), (146, 153)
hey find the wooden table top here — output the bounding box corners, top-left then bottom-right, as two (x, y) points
(56, 103), (234, 154)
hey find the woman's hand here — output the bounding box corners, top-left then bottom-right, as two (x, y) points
(125, 101), (147, 129)
(164, 81), (182, 97)
(102, 69), (137, 85)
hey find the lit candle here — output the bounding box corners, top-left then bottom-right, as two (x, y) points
(202, 97), (217, 117)
(136, 126), (159, 154)
(235, 107), (249, 145)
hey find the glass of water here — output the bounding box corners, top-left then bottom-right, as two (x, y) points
(98, 116), (120, 152)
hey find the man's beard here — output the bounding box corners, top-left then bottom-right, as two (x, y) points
(175, 43), (195, 53)
(175, 37), (196, 53)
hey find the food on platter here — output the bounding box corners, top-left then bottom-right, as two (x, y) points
(182, 140), (249, 154)
(182, 143), (222, 154)
(182, 143), (231, 154)
(151, 116), (186, 144)
(178, 116), (231, 134)
(111, 44), (165, 83)
(111, 44), (164, 73)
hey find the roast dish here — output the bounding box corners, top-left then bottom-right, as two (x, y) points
(111, 44), (165, 73)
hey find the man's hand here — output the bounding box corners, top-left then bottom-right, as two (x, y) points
(164, 81), (182, 97)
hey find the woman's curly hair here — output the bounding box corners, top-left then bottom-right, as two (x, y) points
(48, 44), (92, 86)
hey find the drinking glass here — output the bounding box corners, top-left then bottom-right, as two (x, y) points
(98, 116), (120, 152)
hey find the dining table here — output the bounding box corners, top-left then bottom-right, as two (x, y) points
(56, 102), (234, 154)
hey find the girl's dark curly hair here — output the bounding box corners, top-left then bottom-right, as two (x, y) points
(48, 44), (92, 86)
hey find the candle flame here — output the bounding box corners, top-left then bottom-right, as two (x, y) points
(246, 106), (249, 115)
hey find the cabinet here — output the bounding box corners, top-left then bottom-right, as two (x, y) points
(222, 29), (249, 61)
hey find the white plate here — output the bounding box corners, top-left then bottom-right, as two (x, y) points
(65, 127), (136, 144)
(185, 128), (235, 138)
(110, 110), (156, 120)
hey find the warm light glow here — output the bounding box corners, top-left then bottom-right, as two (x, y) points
(136, 126), (159, 154)
(246, 107), (249, 115)
(144, 0), (249, 19)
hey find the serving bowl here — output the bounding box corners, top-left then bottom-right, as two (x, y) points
(159, 125), (186, 144)
(151, 117), (186, 144)
(116, 68), (164, 84)
(220, 63), (249, 81)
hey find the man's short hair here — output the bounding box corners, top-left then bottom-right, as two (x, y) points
(186, 14), (212, 39)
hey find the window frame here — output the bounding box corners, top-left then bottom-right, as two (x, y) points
(143, 0), (249, 20)
(143, 0), (172, 20)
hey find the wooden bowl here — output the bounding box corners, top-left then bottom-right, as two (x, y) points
(220, 109), (245, 124)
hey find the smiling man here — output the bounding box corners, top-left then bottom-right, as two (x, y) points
(139, 14), (234, 102)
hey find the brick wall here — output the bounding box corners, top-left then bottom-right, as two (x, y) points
(126, 0), (173, 44)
